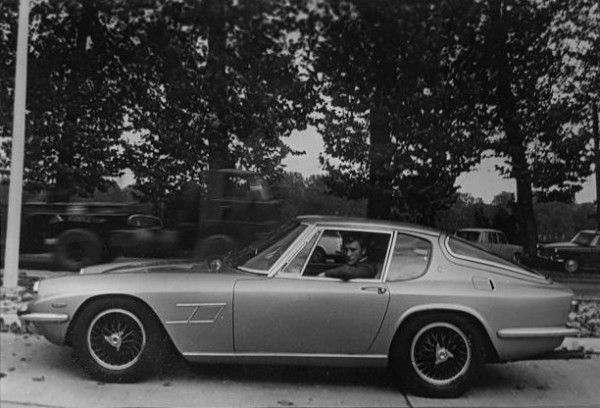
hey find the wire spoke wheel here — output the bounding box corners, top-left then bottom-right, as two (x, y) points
(87, 309), (146, 371)
(410, 322), (471, 386)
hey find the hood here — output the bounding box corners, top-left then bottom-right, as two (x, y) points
(80, 258), (210, 275)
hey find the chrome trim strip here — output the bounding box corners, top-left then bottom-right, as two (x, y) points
(497, 327), (579, 339)
(166, 303), (226, 325)
(182, 352), (387, 359)
(19, 313), (69, 323)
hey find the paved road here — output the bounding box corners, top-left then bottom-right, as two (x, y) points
(1, 333), (599, 408)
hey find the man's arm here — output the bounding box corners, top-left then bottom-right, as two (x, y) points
(323, 263), (377, 280)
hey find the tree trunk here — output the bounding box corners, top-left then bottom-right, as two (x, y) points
(367, 99), (393, 220)
(205, 0), (232, 170)
(489, 0), (538, 261)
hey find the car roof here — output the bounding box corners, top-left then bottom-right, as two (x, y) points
(296, 215), (441, 236)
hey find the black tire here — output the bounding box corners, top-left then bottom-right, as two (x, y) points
(391, 313), (486, 398)
(193, 234), (237, 260)
(71, 298), (170, 383)
(55, 229), (103, 271)
(564, 258), (580, 273)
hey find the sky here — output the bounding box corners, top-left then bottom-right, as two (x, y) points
(282, 127), (598, 204)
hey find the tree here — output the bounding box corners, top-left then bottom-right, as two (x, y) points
(1, 1), (316, 208)
(1, 0), (140, 198)
(468, 0), (596, 260)
(307, 0), (486, 225)
(274, 172), (366, 218)
(543, 0), (599, 223)
(122, 0), (315, 205)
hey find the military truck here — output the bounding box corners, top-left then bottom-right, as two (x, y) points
(1, 169), (281, 271)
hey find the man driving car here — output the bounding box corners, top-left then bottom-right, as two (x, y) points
(320, 234), (377, 280)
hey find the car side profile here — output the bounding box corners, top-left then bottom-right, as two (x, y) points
(20, 216), (577, 398)
(455, 228), (523, 263)
(537, 230), (600, 273)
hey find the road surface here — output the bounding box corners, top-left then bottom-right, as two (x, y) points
(1, 333), (599, 408)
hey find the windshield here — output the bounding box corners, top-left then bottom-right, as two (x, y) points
(226, 221), (306, 273)
(571, 232), (597, 246)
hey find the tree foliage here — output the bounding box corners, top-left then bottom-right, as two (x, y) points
(1, 0), (315, 206)
(2, 0), (133, 198)
(306, 0), (488, 225)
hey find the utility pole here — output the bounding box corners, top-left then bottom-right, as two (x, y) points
(2, 0), (30, 290)
(593, 101), (599, 230)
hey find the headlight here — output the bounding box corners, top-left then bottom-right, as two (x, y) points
(32, 280), (40, 294)
(80, 267), (86, 275)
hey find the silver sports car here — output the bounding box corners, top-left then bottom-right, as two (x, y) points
(19, 216), (578, 398)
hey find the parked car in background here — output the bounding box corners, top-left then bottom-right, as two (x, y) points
(455, 228), (523, 263)
(537, 229), (600, 273)
(20, 216), (578, 398)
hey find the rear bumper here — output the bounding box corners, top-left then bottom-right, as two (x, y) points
(498, 326), (579, 339)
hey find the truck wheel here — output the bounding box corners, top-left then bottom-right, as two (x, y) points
(55, 229), (103, 271)
(390, 313), (485, 398)
(194, 235), (237, 260)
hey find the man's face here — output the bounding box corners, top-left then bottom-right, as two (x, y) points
(343, 240), (365, 266)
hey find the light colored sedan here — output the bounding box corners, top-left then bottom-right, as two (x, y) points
(19, 216), (578, 398)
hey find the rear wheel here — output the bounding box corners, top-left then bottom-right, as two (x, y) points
(391, 313), (486, 398)
(71, 298), (171, 383)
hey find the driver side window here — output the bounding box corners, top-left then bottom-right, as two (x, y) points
(280, 231), (320, 275)
(280, 228), (391, 280)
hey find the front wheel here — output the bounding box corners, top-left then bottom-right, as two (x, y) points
(391, 313), (486, 398)
(71, 298), (170, 383)
(55, 229), (103, 271)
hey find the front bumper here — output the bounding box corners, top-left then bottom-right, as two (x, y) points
(17, 310), (69, 323)
(17, 304), (71, 345)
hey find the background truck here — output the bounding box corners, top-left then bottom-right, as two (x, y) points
(1, 169), (281, 271)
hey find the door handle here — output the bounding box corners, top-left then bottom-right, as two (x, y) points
(361, 286), (387, 294)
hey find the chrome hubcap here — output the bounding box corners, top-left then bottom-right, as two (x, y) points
(105, 333), (123, 351)
(435, 344), (454, 364)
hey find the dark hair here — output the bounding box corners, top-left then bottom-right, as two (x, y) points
(342, 233), (368, 251)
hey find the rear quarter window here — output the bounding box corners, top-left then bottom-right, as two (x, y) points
(386, 234), (431, 281)
(447, 236), (515, 268)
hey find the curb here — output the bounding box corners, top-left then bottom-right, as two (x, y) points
(560, 337), (600, 353)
